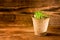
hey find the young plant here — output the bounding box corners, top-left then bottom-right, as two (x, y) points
(34, 11), (48, 19)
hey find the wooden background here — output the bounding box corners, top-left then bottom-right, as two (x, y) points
(0, 0), (59, 40)
(0, 0), (60, 27)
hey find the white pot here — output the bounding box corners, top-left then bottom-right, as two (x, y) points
(32, 17), (50, 36)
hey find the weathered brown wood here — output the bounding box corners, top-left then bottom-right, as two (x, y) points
(0, 0), (60, 8)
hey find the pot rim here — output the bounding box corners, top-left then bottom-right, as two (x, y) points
(32, 16), (50, 19)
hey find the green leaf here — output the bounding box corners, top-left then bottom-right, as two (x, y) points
(34, 11), (48, 19)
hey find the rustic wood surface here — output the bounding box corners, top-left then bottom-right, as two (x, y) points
(0, 26), (60, 40)
(0, 0), (60, 40)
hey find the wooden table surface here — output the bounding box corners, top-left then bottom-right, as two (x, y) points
(0, 26), (60, 40)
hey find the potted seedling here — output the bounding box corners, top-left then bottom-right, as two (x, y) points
(32, 11), (50, 36)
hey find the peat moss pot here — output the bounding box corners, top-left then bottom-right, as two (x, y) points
(32, 11), (50, 36)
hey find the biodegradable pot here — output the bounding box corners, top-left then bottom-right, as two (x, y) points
(32, 17), (50, 36)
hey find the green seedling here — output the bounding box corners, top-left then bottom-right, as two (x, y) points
(34, 11), (48, 19)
